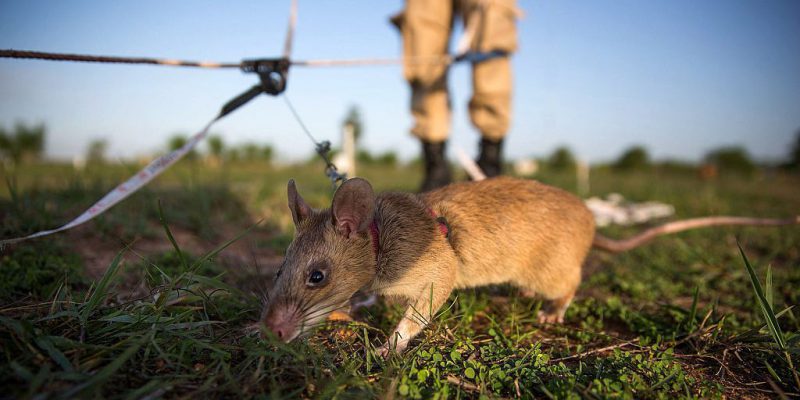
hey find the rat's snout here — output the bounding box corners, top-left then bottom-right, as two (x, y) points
(262, 304), (300, 342)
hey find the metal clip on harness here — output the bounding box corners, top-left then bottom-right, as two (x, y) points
(314, 140), (347, 190)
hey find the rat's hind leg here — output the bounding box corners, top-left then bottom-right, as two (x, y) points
(518, 286), (575, 324)
(536, 291), (575, 324)
(517, 264), (580, 325)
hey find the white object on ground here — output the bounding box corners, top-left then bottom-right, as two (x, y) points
(513, 158), (538, 176)
(585, 193), (676, 227)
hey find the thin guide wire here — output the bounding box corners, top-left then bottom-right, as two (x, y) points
(282, 95), (346, 189)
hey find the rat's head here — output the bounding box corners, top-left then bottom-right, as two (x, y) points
(261, 178), (377, 342)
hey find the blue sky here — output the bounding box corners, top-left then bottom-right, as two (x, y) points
(1, 0), (798, 163)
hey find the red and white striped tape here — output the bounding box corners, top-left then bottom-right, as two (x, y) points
(1, 117), (218, 246)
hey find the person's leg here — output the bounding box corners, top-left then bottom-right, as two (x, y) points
(419, 137), (451, 192)
(393, 0), (454, 190)
(464, 0), (519, 178)
(472, 56), (511, 177)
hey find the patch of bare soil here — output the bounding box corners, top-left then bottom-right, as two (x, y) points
(69, 221), (284, 296)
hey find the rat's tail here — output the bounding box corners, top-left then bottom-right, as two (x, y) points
(592, 215), (800, 253)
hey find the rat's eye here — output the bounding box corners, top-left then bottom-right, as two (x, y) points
(309, 270), (324, 283)
(307, 269), (326, 286)
(306, 261), (330, 288)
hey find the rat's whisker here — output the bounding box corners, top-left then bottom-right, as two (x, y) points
(303, 304), (336, 319)
(297, 293), (347, 316)
(297, 314), (350, 333)
(297, 294), (316, 315)
(302, 302), (350, 322)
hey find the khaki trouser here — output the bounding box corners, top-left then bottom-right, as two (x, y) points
(393, 0), (518, 142)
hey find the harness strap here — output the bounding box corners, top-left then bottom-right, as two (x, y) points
(369, 218), (380, 262)
(427, 208), (450, 238)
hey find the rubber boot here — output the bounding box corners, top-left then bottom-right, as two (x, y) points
(420, 140), (452, 192)
(476, 138), (504, 178)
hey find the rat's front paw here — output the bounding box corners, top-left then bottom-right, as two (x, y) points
(377, 343), (393, 359)
(377, 340), (408, 358)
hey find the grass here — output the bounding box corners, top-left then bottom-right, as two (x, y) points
(1, 160), (799, 398)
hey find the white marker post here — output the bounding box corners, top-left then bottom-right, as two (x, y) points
(577, 160), (590, 196)
(343, 123), (356, 177)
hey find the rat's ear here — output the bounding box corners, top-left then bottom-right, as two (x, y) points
(287, 179), (312, 226)
(331, 178), (375, 239)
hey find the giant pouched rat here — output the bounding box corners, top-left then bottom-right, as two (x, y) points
(261, 176), (798, 354)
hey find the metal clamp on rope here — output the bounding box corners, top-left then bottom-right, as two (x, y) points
(241, 58), (290, 95)
(218, 58), (292, 118)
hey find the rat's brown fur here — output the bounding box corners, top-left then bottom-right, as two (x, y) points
(422, 177), (595, 303)
(263, 176), (594, 353)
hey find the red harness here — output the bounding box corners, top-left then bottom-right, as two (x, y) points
(369, 208), (449, 261)
(428, 208), (450, 238)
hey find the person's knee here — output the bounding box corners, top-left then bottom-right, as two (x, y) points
(465, 0), (520, 54)
(395, 0), (452, 86)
